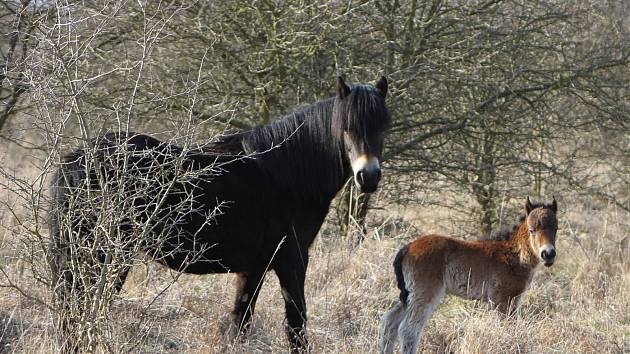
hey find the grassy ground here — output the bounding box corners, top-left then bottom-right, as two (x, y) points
(0, 193), (628, 353)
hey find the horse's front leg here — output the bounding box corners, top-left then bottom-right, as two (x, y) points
(231, 269), (266, 334)
(275, 255), (309, 352)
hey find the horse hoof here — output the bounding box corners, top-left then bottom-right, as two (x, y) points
(219, 313), (254, 342)
(218, 314), (240, 340)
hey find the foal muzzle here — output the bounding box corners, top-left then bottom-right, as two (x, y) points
(540, 245), (556, 267)
(352, 155), (381, 193)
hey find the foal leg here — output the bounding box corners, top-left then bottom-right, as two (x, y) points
(379, 301), (405, 354)
(398, 287), (444, 354)
(494, 294), (521, 317)
(231, 269), (266, 334)
(275, 259), (309, 352)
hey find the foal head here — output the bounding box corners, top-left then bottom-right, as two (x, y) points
(525, 197), (559, 267)
(333, 76), (391, 193)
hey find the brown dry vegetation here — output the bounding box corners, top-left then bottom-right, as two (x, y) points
(0, 157), (628, 353)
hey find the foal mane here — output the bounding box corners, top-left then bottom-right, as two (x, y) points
(485, 201), (556, 241)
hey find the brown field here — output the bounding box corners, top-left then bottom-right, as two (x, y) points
(0, 167), (628, 353)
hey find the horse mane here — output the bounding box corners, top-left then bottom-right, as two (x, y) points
(207, 85), (389, 202)
(484, 200), (556, 241)
(202, 131), (249, 156)
(241, 98), (346, 200)
(486, 217), (525, 241)
(333, 85), (391, 144)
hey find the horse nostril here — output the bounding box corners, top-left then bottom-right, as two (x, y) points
(357, 170), (365, 185)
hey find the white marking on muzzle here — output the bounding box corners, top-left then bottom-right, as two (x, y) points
(352, 155), (380, 187)
(352, 154), (380, 176)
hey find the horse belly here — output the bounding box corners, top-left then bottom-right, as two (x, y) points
(145, 162), (326, 275)
(158, 211), (269, 274)
(149, 165), (275, 273)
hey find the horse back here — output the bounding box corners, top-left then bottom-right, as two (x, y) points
(50, 131), (332, 275)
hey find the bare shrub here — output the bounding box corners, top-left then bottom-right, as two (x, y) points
(0, 1), (239, 351)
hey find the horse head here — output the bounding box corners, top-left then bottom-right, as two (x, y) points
(333, 76), (391, 193)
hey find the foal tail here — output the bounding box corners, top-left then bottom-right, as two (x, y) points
(393, 245), (409, 305)
(380, 245), (410, 354)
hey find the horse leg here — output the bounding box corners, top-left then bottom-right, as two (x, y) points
(379, 301), (405, 354)
(50, 246), (80, 353)
(49, 216), (91, 353)
(231, 269), (266, 334)
(398, 286), (444, 354)
(274, 257), (309, 352)
(95, 250), (130, 294)
(113, 266), (130, 293)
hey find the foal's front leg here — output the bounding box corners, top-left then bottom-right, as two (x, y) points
(493, 293), (522, 317)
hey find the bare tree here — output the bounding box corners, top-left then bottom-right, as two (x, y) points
(0, 0), (43, 135)
(353, 0), (630, 234)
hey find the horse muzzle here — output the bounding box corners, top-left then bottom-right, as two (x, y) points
(355, 168), (381, 193)
(352, 155), (382, 193)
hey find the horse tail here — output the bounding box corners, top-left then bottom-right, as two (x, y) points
(49, 149), (92, 351)
(48, 150), (87, 289)
(393, 244), (409, 306)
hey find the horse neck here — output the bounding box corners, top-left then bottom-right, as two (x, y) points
(506, 222), (541, 269)
(243, 99), (351, 203)
(285, 113), (351, 200)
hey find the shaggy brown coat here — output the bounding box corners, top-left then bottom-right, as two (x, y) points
(380, 198), (558, 354)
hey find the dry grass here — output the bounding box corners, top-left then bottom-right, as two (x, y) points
(0, 137), (628, 353)
(0, 192), (628, 353)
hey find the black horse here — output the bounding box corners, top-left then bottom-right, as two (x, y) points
(49, 76), (391, 350)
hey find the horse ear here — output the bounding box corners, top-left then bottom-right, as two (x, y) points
(551, 196), (558, 212)
(375, 76), (388, 98)
(336, 76), (350, 99)
(525, 196), (534, 215)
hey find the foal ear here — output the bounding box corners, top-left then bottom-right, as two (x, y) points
(551, 196), (558, 212)
(525, 196), (534, 215)
(375, 76), (388, 98)
(336, 76), (351, 99)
